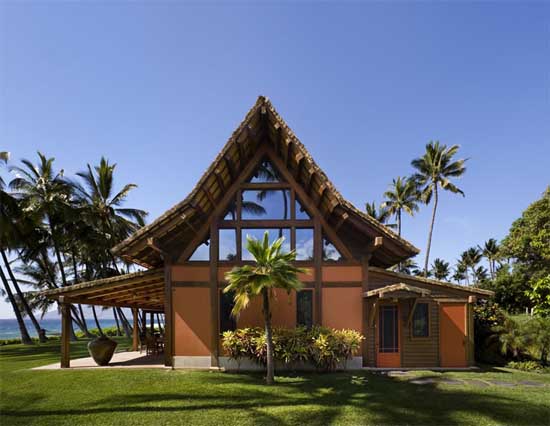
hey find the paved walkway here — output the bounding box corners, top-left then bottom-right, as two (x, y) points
(33, 351), (167, 370)
(381, 370), (547, 388)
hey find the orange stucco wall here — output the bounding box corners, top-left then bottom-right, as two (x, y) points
(322, 287), (362, 332)
(173, 287), (212, 356)
(172, 265), (209, 282)
(322, 266), (361, 282)
(236, 289), (297, 329)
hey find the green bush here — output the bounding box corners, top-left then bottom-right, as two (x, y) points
(222, 326), (364, 372)
(474, 300), (507, 364)
(506, 360), (546, 373)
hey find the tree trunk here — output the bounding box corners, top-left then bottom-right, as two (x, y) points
(156, 314), (163, 333)
(117, 308), (132, 338)
(92, 306), (104, 336)
(77, 304), (93, 338)
(262, 288), (274, 385)
(113, 308), (122, 336)
(1, 249), (47, 342)
(423, 185), (438, 276)
(1, 265), (33, 344)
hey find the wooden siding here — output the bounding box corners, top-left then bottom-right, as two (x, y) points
(400, 300), (440, 367)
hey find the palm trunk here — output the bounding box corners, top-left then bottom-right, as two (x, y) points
(156, 314), (164, 333)
(117, 308), (132, 338)
(1, 249), (47, 342)
(77, 304), (93, 338)
(423, 185), (438, 276)
(1, 265), (33, 344)
(262, 288), (274, 385)
(113, 308), (122, 336)
(92, 306), (104, 336)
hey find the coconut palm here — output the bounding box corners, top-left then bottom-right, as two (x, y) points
(365, 201), (396, 229)
(480, 238), (499, 279)
(381, 177), (420, 237)
(224, 232), (306, 384)
(452, 262), (468, 285)
(431, 258), (450, 281)
(462, 247), (482, 284)
(391, 258), (419, 275)
(473, 265), (489, 284)
(411, 142), (467, 275)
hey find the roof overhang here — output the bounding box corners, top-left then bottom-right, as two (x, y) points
(364, 283), (432, 299)
(41, 269), (165, 311)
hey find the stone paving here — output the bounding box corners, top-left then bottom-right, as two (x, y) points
(33, 351), (166, 370)
(380, 370), (548, 388)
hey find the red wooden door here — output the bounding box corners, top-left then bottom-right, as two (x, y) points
(377, 304), (400, 368)
(440, 303), (467, 367)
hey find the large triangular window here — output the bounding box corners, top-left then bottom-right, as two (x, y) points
(322, 237), (343, 262)
(247, 159), (284, 183)
(295, 197), (311, 220)
(188, 238), (210, 261)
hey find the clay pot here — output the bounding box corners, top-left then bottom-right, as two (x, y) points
(88, 336), (118, 366)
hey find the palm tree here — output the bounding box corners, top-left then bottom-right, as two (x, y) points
(431, 258), (450, 280)
(224, 232), (305, 384)
(391, 258), (419, 275)
(480, 238), (499, 279)
(452, 262), (468, 285)
(473, 266), (489, 284)
(411, 142), (467, 275)
(462, 247), (482, 284)
(381, 177), (420, 237)
(365, 201), (397, 229)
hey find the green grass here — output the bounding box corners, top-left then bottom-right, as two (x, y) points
(1, 340), (549, 426)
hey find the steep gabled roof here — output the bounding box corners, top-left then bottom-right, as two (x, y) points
(112, 96), (419, 268)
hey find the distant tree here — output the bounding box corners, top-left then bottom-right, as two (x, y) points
(381, 177), (420, 237)
(480, 238), (500, 279)
(452, 262), (468, 285)
(473, 265), (489, 284)
(431, 258), (450, 281)
(461, 247), (482, 284)
(365, 201), (394, 228)
(412, 142), (467, 275)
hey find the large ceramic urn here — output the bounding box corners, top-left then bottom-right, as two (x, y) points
(88, 336), (118, 366)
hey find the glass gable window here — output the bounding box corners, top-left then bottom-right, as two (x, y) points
(219, 229), (238, 261)
(241, 189), (291, 220)
(412, 303), (429, 337)
(295, 228), (314, 261)
(223, 200), (237, 221)
(188, 239), (210, 261)
(220, 291), (237, 332)
(242, 228), (290, 260)
(295, 197), (311, 220)
(247, 159), (283, 183)
(322, 237), (343, 262)
(297, 290), (313, 328)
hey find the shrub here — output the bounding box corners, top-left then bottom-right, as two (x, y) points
(474, 300), (507, 364)
(222, 326), (364, 372)
(506, 360), (545, 373)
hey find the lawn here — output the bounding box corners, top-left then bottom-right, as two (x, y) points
(1, 340), (549, 426)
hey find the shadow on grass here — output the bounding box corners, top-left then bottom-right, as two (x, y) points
(2, 371), (549, 425)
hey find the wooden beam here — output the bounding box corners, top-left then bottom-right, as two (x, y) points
(214, 169), (225, 192)
(361, 254), (370, 367)
(224, 154), (236, 180)
(164, 257), (173, 367)
(60, 300), (70, 368)
(314, 217), (322, 325)
(201, 186), (216, 208)
(406, 298), (419, 327)
(132, 307), (139, 351)
(209, 221), (219, 367)
(147, 238), (170, 259)
(293, 153), (304, 181)
(316, 184), (327, 209)
(334, 212), (349, 232)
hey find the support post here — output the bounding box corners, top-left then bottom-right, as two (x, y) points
(164, 258), (173, 367)
(60, 300), (71, 368)
(141, 310), (146, 335)
(314, 217), (322, 325)
(132, 307), (139, 351)
(150, 312), (154, 334)
(361, 254), (371, 367)
(209, 221), (220, 367)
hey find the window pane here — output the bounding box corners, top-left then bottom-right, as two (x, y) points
(219, 229), (238, 261)
(295, 197), (311, 220)
(220, 291), (237, 332)
(247, 159), (283, 183)
(297, 290), (313, 328)
(242, 228), (290, 260)
(296, 228), (314, 261)
(412, 303), (429, 337)
(223, 199), (237, 220)
(241, 189), (291, 220)
(189, 239), (210, 261)
(322, 237), (343, 261)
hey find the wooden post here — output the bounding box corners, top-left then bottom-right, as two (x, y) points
(314, 217), (322, 325)
(164, 259), (173, 367)
(60, 300), (71, 368)
(361, 255), (371, 367)
(132, 307), (139, 351)
(141, 309), (146, 335)
(150, 312), (154, 334)
(209, 221), (220, 367)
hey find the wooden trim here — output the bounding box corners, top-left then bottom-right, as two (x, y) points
(361, 255), (370, 366)
(314, 216), (322, 325)
(132, 307), (139, 351)
(164, 258), (173, 367)
(240, 182), (291, 190)
(408, 301), (431, 339)
(209, 221), (219, 367)
(60, 302), (70, 368)
(219, 220), (313, 228)
(172, 281), (210, 288)
(322, 282), (362, 288)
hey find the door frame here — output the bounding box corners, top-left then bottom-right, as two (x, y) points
(376, 302), (401, 368)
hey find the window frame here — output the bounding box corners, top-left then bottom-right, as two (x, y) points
(296, 289), (314, 328)
(410, 301), (431, 339)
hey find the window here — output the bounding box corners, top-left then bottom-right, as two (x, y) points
(295, 228), (314, 261)
(247, 159), (283, 183)
(242, 228), (290, 260)
(296, 290), (313, 328)
(220, 291), (236, 332)
(295, 197), (311, 220)
(223, 200), (237, 220)
(188, 239), (210, 261)
(219, 229), (238, 261)
(412, 303), (429, 337)
(241, 189), (291, 220)
(322, 237), (343, 262)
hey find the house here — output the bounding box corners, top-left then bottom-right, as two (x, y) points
(43, 96), (492, 369)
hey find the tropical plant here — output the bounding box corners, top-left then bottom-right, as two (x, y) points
(365, 201), (395, 228)
(452, 262), (468, 284)
(526, 275), (550, 317)
(431, 258), (450, 280)
(224, 232), (306, 384)
(381, 177), (419, 237)
(461, 247), (482, 284)
(411, 141), (467, 275)
(473, 265), (489, 284)
(493, 316), (526, 360)
(480, 238), (500, 279)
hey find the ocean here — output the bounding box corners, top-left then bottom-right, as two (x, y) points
(0, 318), (119, 340)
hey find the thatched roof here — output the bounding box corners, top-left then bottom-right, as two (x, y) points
(112, 96), (419, 268)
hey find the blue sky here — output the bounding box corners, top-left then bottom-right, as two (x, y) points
(1, 2), (549, 318)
